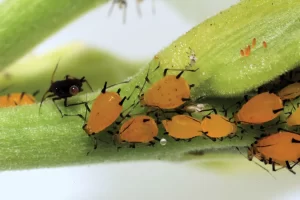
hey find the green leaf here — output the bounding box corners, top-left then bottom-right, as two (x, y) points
(161, 0), (300, 97)
(166, 0), (240, 23)
(1, 0), (300, 171)
(0, 43), (142, 100)
(0, 0), (107, 68)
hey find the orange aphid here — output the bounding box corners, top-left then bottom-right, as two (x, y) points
(234, 92), (283, 125)
(116, 115), (159, 145)
(263, 41), (267, 48)
(240, 49), (245, 57)
(83, 89), (124, 136)
(252, 38), (257, 48)
(162, 115), (202, 140)
(0, 91), (39, 108)
(248, 130), (300, 174)
(201, 114), (237, 140)
(286, 107), (300, 127)
(244, 45), (251, 56)
(141, 63), (198, 109)
(277, 82), (300, 101)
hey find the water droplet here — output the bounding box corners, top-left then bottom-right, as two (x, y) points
(160, 138), (167, 146)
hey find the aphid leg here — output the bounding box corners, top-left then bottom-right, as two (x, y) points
(228, 134), (239, 139)
(32, 90), (40, 97)
(13, 100), (18, 106)
(148, 141), (156, 147)
(63, 97), (90, 108)
(0, 84), (13, 93)
(129, 143), (136, 148)
(181, 97), (191, 102)
(86, 134), (98, 156)
(65, 113), (86, 121)
(52, 97), (64, 117)
(199, 108), (217, 115)
(272, 108), (284, 114)
(285, 161), (296, 174)
(201, 132), (216, 142)
(79, 76), (94, 92)
(162, 68), (199, 78)
(290, 158), (300, 169)
(153, 137), (161, 141)
(277, 127), (299, 134)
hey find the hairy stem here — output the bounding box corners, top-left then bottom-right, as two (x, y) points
(1, 0), (300, 171)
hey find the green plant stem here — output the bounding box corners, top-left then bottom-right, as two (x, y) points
(0, 0), (106, 68)
(1, 0), (300, 171)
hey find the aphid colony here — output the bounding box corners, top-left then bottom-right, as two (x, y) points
(2, 41), (300, 175)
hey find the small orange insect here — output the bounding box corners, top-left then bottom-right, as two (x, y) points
(234, 92), (283, 125)
(286, 105), (300, 127)
(67, 80), (140, 150)
(162, 115), (202, 141)
(277, 82), (300, 101)
(140, 62), (198, 110)
(244, 45), (251, 56)
(201, 113), (238, 141)
(263, 41), (267, 48)
(0, 90), (40, 107)
(114, 115), (160, 148)
(252, 38), (256, 48)
(240, 49), (245, 57)
(248, 129), (300, 174)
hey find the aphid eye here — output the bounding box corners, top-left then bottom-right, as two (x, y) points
(69, 85), (79, 96)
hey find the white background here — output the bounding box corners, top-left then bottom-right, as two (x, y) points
(1, 0), (300, 199)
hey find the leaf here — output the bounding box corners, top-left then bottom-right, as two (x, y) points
(160, 0), (300, 97)
(0, 0), (107, 69)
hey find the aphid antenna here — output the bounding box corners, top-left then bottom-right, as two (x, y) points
(39, 58), (61, 113)
(235, 147), (276, 179)
(32, 90), (40, 97)
(51, 58), (61, 84)
(163, 67), (199, 78)
(107, 79), (132, 91)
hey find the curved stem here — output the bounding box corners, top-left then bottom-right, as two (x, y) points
(0, 0), (106, 69)
(1, 0), (300, 171)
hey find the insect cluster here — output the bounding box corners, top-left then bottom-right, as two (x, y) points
(2, 40), (300, 176)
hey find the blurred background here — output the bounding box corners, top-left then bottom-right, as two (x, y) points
(1, 0), (300, 199)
